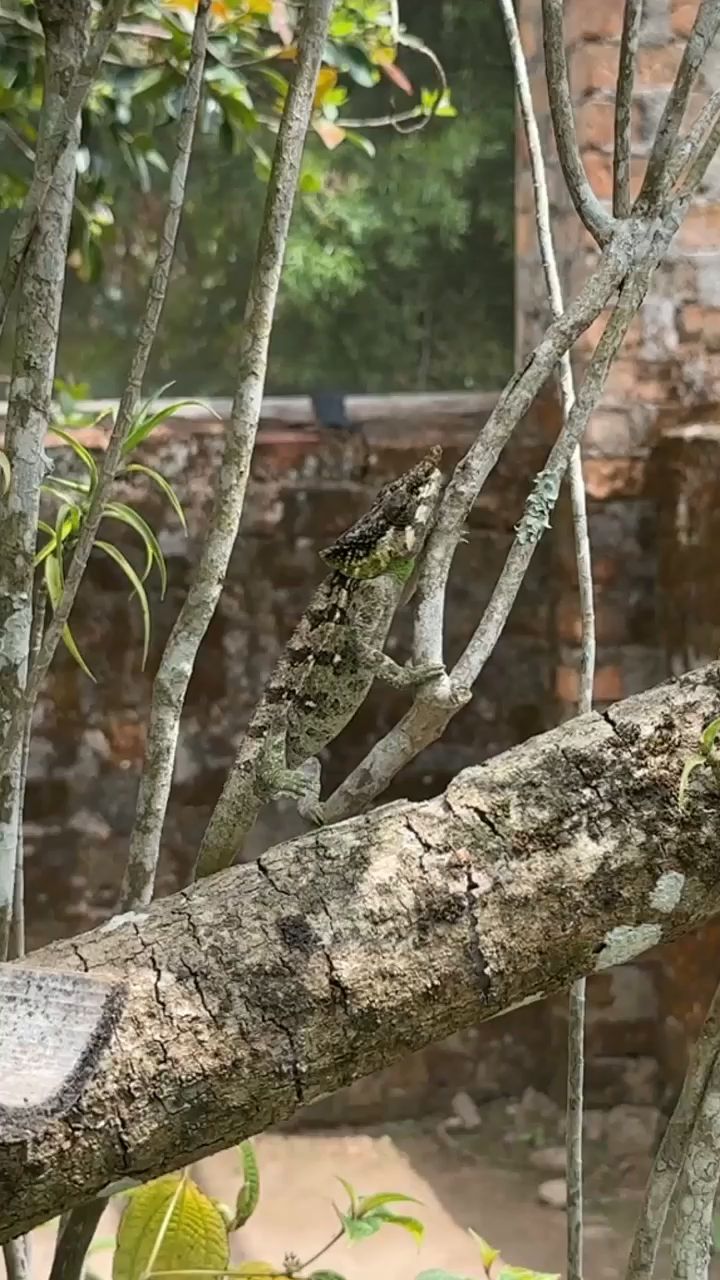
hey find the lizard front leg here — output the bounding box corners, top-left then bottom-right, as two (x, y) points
(354, 639), (445, 690)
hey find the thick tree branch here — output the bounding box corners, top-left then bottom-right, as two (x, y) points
(121, 0), (335, 908)
(540, 0), (615, 245)
(1, 663), (719, 1242)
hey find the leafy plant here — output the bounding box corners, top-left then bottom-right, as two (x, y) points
(679, 715), (720, 810)
(35, 386), (204, 678)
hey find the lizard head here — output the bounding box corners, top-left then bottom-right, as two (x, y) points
(319, 445), (444, 581)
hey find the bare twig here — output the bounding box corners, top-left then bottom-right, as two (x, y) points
(121, 0), (335, 908)
(614, 0), (643, 218)
(669, 1049), (720, 1280)
(663, 88), (720, 191)
(639, 0), (720, 205)
(626, 979), (720, 1280)
(678, 106), (720, 197)
(9, 579), (46, 962)
(49, 1200), (105, 1280)
(0, 0), (212, 787)
(0, 0), (127, 334)
(540, 0), (615, 246)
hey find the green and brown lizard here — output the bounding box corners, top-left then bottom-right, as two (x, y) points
(194, 447), (446, 879)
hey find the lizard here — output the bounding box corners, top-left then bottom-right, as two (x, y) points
(193, 446), (446, 880)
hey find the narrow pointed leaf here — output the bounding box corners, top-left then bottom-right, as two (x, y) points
(49, 426), (99, 486)
(336, 1177), (357, 1215)
(0, 448), (11, 494)
(104, 501), (167, 596)
(95, 540), (152, 668)
(123, 463), (187, 532)
(233, 1140), (260, 1228)
(122, 398), (219, 455)
(679, 753), (706, 810)
(358, 1192), (421, 1215)
(41, 474), (91, 497)
(373, 1211), (424, 1242)
(701, 716), (720, 752)
(44, 553), (95, 681)
(469, 1231), (501, 1269)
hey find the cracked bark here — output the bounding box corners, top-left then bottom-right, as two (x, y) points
(1, 663), (720, 1240)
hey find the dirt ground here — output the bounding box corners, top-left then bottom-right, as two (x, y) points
(7, 1117), (682, 1280)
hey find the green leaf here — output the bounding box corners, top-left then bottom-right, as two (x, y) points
(372, 1211), (424, 1243)
(44, 552), (95, 681)
(113, 1173), (229, 1280)
(95, 540), (152, 668)
(50, 425), (99, 487)
(234, 1265), (284, 1277)
(122, 398), (219, 455)
(342, 131), (376, 159)
(679, 753), (706, 810)
(468, 1231), (500, 1269)
(233, 1140), (260, 1228)
(42, 475), (91, 497)
(340, 1213), (382, 1242)
(103, 501), (167, 597)
(498, 1269), (560, 1280)
(34, 521), (58, 567)
(0, 447), (10, 494)
(416, 1272), (475, 1280)
(358, 1192), (421, 1215)
(336, 1177), (358, 1215)
(123, 464), (187, 533)
(701, 716), (720, 752)
(309, 1273), (348, 1280)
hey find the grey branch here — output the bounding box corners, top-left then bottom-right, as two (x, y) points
(614, 0), (643, 218)
(639, 0), (720, 205)
(0, 0), (127, 335)
(664, 88), (720, 192)
(540, 0), (615, 245)
(121, 0), (335, 909)
(0, 662), (718, 1242)
(0, 0), (212, 788)
(669, 1045), (720, 1279)
(626, 982), (720, 1280)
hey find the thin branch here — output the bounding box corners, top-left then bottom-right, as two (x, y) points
(613, 0), (643, 218)
(120, 0), (335, 908)
(9, 579), (46, 962)
(540, 0), (615, 246)
(663, 88), (720, 192)
(669, 1050), (720, 1280)
(638, 0), (720, 206)
(0, 0), (212, 786)
(626, 978), (720, 1280)
(0, 0), (127, 335)
(49, 1199), (105, 1280)
(678, 105), (720, 197)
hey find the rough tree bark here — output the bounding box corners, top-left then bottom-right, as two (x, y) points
(1, 662), (719, 1241)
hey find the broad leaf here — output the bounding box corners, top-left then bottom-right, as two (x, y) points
(340, 1213), (382, 1242)
(113, 1173), (229, 1280)
(234, 1139), (260, 1228)
(416, 1272), (475, 1280)
(309, 1273), (348, 1280)
(95, 540), (152, 668)
(373, 1211), (424, 1243)
(234, 1265), (283, 1277)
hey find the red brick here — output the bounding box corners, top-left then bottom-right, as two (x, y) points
(635, 44), (684, 88)
(593, 665), (624, 702)
(564, 0), (625, 43)
(556, 596), (628, 645)
(570, 44), (620, 96)
(583, 458), (646, 498)
(678, 303), (705, 339)
(671, 0), (696, 34)
(677, 205), (720, 251)
(519, 9), (540, 58)
(556, 664), (580, 703)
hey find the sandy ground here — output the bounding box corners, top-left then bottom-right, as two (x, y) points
(8, 1125), (646, 1280)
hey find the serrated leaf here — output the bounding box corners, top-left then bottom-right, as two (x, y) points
(123, 463), (188, 533)
(373, 1211), (424, 1242)
(44, 552), (95, 681)
(49, 426), (99, 487)
(0, 448), (11, 494)
(113, 1173), (229, 1280)
(358, 1192), (421, 1215)
(95, 540), (151, 668)
(468, 1230), (500, 1269)
(104, 501), (167, 597)
(679, 753), (706, 810)
(702, 716), (720, 752)
(233, 1140), (260, 1228)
